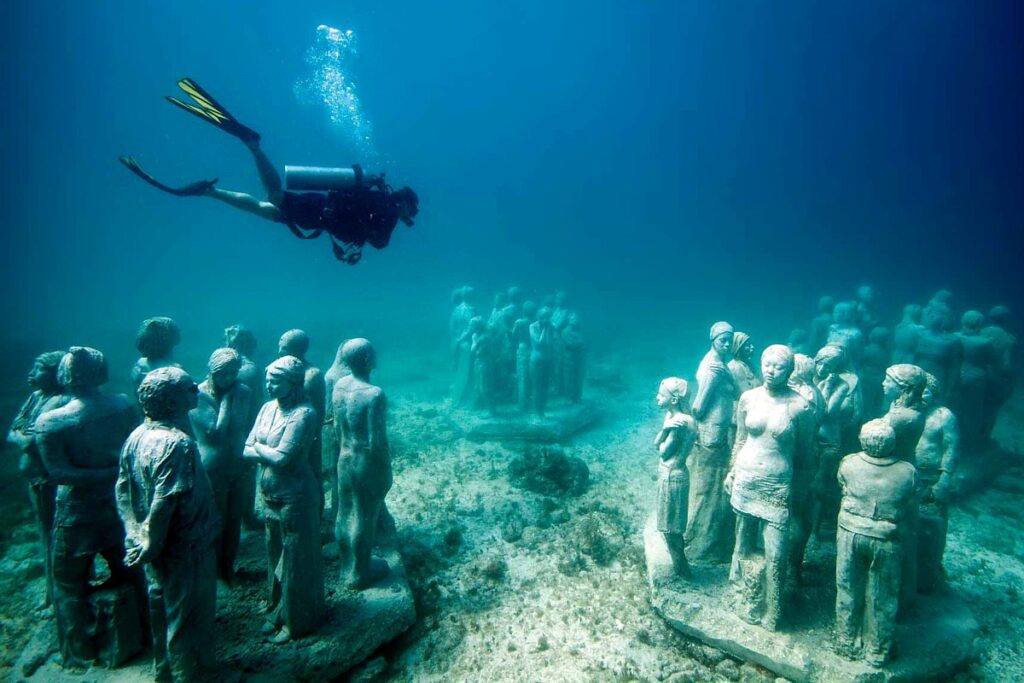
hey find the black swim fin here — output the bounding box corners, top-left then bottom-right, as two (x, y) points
(119, 155), (218, 197)
(166, 78), (261, 144)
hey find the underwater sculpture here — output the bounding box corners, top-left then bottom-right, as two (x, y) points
(812, 345), (851, 537)
(981, 305), (1016, 440)
(470, 316), (499, 413)
(529, 307), (556, 415)
(224, 324), (262, 529)
(279, 329), (327, 508)
(912, 303), (962, 401)
(728, 332), (759, 395)
(131, 317), (182, 389)
(834, 419), (918, 667)
(35, 347), (146, 668)
(323, 341), (353, 527)
(955, 311), (997, 452)
(189, 348), (252, 582)
(654, 378), (698, 578)
(787, 328), (811, 356)
(915, 373), (959, 593)
(788, 353), (823, 580)
(332, 338), (393, 589)
(684, 322), (737, 563)
(892, 304), (923, 364)
(882, 363), (927, 608)
(118, 366), (218, 682)
(449, 285), (476, 354)
(512, 301), (537, 410)
(725, 344), (815, 630)
(810, 296), (836, 353)
(855, 285), (877, 332)
(6, 350), (71, 608)
(860, 327), (890, 420)
(244, 356), (325, 642)
(827, 302), (865, 369)
(561, 314), (585, 403)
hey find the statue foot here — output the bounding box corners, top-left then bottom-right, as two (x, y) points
(260, 619), (278, 635)
(267, 626), (292, 644)
(345, 558), (390, 590)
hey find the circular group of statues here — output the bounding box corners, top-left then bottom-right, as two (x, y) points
(450, 286), (585, 415)
(653, 287), (1016, 667)
(7, 319), (393, 680)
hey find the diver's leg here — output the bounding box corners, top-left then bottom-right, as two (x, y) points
(206, 188), (282, 221)
(244, 141), (284, 205)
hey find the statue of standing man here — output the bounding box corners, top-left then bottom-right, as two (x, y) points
(333, 339), (393, 589)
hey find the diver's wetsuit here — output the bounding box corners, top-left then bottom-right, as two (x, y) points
(278, 188), (400, 260)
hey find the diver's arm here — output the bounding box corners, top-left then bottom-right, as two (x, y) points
(207, 188), (282, 221)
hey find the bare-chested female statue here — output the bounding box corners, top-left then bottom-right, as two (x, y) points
(725, 345), (816, 630)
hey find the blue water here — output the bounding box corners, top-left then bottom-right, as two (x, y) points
(1, 1), (1021, 380)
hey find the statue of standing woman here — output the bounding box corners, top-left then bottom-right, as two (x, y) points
(654, 378), (697, 577)
(725, 345), (815, 630)
(244, 356), (324, 642)
(684, 322), (737, 563)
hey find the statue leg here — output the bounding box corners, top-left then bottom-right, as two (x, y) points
(219, 477), (245, 582)
(864, 537), (901, 667)
(685, 444), (733, 563)
(336, 460), (357, 580)
(916, 502), (948, 594)
(153, 543), (217, 679)
(50, 536), (95, 668)
(264, 505), (284, 625)
(29, 482), (56, 607)
(834, 527), (865, 658)
(761, 521), (789, 631)
(898, 505), (919, 615)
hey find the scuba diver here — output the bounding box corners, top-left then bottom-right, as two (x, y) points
(120, 78), (419, 264)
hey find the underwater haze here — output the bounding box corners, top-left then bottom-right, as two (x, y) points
(2, 2), (1024, 679)
(2, 1), (1022, 377)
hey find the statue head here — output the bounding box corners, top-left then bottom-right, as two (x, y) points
(28, 350), (66, 394)
(868, 326), (889, 345)
(902, 304), (923, 324)
(960, 310), (985, 335)
(224, 325), (258, 358)
(832, 301), (856, 326)
(856, 285), (874, 304)
(340, 338), (376, 377)
(788, 328), (808, 346)
(138, 366), (198, 421)
(207, 348), (241, 391)
(492, 292), (507, 309)
(58, 347), (108, 390)
(451, 287), (466, 304)
(818, 296), (836, 315)
(537, 307), (553, 325)
(883, 364), (926, 407)
(506, 286), (523, 304)
(791, 353), (815, 386)
(554, 290), (568, 307)
(814, 344), (845, 379)
(521, 301), (538, 321)
(989, 305), (1010, 326)
(709, 322), (734, 358)
(469, 316), (487, 334)
(922, 372), (942, 407)
(278, 329), (310, 360)
(859, 419), (896, 458)
(265, 355), (306, 402)
(732, 331), (754, 363)
(930, 289), (953, 306)
(923, 303), (951, 332)
(135, 317), (180, 360)
(656, 377), (690, 412)
(761, 344), (794, 390)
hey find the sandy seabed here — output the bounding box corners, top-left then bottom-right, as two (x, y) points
(1, 340), (1022, 682)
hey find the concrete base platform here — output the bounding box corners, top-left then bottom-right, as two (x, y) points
(453, 402), (600, 442)
(20, 546), (415, 683)
(644, 515), (978, 683)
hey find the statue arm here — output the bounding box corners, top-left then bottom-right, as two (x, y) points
(6, 395), (37, 450)
(691, 369), (714, 419)
(369, 391), (389, 457)
(246, 411), (313, 467)
(729, 396), (748, 466)
(934, 412), (960, 502)
(126, 495), (178, 567)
